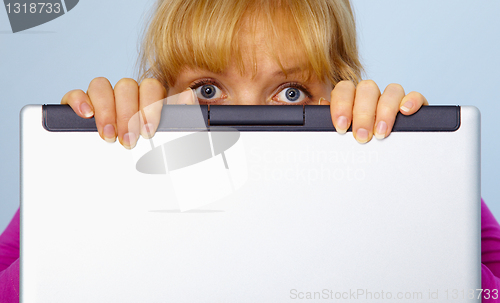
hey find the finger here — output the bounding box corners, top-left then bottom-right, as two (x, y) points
(87, 77), (117, 143)
(399, 91), (429, 115)
(179, 87), (197, 104)
(139, 78), (166, 139)
(352, 80), (380, 144)
(373, 83), (406, 140)
(114, 78), (140, 149)
(165, 87), (197, 105)
(61, 89), (94, 118)
(318, 97), (330, 105)
(330, 80), (355, 134)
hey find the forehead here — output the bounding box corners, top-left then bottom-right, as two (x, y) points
(157, 0), (334, 87)
(232, 12), (313, 79)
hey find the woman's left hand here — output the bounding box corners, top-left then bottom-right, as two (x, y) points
(324, 80), (428, 143)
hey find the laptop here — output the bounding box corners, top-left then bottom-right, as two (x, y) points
(20, 104), (481, 302)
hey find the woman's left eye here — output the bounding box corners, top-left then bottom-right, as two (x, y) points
(275, 87), (307, 103)
(194, 84), (223, 100)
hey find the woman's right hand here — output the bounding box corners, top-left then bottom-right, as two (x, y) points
(61, 77), (167, 149)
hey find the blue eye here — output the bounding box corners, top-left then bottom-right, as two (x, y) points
(276, 87), (306, 103)
(195, 84), (222, 100)
(286, 88), (300, 101)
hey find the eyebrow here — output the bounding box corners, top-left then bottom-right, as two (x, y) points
(272, 67), (304, 77)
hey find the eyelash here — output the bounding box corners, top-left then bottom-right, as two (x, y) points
(189, 79), (226, 103)
(274, 82), (313, 104)
(188, 78), (313, 104)
(189, 78), (220, 89)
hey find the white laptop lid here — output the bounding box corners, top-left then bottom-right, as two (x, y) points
(20, 104), (481, 302)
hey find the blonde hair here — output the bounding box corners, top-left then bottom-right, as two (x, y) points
(136, 0), (362, 89)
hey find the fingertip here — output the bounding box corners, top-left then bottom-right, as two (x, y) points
(399, 99), (415, 115)
(400, 91), (428, 114)
(141, 123), (157, 139)
(354, 128), (370, 144)
(374, 121), (388, 140)
(122, 132), (138, 150)
(334, 115), (349, 134)
(167, 88), (196, 105)
(318, 97), (330, 105)
(79, 102), (94, 118)
(334, 80), (356, 91)
(186, 87), (198, 105)
(61, 89), (93, 118)
(102, 124), (116, 143)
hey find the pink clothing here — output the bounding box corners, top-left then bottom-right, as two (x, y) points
(0, 208), (19, 302)
(1, 199), (500, 302)
(481, 198), (500, 301)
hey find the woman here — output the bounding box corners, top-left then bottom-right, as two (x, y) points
(1, 0), (499, 301)
(60, 0), (428, 148)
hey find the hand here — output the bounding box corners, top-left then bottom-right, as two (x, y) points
(62, 77), (427, 148)
(61, 77), (167, 149)
(327, 80), (428, 143)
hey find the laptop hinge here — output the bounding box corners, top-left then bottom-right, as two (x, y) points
(208, 105), (304, 126)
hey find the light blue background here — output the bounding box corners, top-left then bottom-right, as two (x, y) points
(0, 0), (499, 231)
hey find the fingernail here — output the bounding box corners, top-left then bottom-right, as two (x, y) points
(318, 97), (325, 105)
(123, 132), (138, 149)
(142, 123), (155, 139)
(400, 101), (414, 113)
(79, 102), (93, 118)
(374, 121), (387, 140)
(356, 128), (369, 143)
(103, 124), (116, 143)
(336, 116), (348, 134)
(179, 88), (195, 105)
(190, 88), (197, 104)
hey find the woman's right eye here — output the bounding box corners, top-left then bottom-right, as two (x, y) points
(194, 84), (224, 101)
